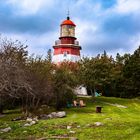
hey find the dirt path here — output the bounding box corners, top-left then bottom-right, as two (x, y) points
(103, 102), (127, 108)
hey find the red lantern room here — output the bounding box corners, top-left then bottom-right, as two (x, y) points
(52, 15), (82, 64)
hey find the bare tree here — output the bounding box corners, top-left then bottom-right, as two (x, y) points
(0, 38), (32, 114)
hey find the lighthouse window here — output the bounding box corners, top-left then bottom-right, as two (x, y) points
(63, 51), (67, 57)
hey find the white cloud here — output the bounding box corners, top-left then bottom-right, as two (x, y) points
(2, 30), (58, 56)
(7, 0), (54, 15)
(98, 0), (140, 19)
(130, 33), (140, 51)
(115, 0), (140, 14)
(75, 19), (98, 38)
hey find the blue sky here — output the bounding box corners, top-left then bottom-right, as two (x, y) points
(0, 0), (140, 57)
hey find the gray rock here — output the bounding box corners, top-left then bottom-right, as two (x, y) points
(47, 114), (53, 119)
(39, 114), (49, 119)
(26, 117), (32, 122)
(0, 114), (5, 118)
(51, 112), (57, 116)
(94, 122), (103, 126)
(56, 111), (66, 118)
(40, 111), (66, 120)
(105, 118), (112, 120)
(67, 126), (72, 129)
(24, 123), (31, 127)
(24, 119), (36, 127)
(69, 130), (76, 134)
(49, 112), (58, 118)
(30, 121), (36, 125)
(11, 116), (23, 121)
(1, 127), (11, 132)
(33, 116), (39, 122)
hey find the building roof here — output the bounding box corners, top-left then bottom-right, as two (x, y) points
(61, 17), (76, 26)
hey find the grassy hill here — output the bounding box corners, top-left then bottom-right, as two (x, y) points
(0, 97), (140, 140)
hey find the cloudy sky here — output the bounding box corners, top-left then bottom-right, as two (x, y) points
(0, 0), (140, 57)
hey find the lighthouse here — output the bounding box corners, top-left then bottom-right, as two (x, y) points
(52, 15), (81, 64)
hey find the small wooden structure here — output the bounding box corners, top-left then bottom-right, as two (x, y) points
(73, 100), (86, 107)
(96, 106), (102, 113)
(79, 100), (86, 107)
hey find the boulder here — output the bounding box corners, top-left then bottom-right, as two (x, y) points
(56, 111), (66, 118)
(39, 111), (66, 119)
(24, 123), (31, 127)
(24, 122), (36, 127)
(47, 114), (53, 119)
(26, 117), (33, 122)
(33, 116), (39, 122)
(1, 127), (11, 133)
(50, 112), (57, 118)
(39, 114), (49, 119)
(30, 121), (36, 125)
(11, 116), (23, 121)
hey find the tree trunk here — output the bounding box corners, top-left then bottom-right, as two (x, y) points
(35, 98), (40, 110)
(91, 89), (95, 97)
(0, 105), (3, 114)
(0, 97), (3, 114)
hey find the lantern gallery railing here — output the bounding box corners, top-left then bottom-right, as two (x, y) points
(55, 40), (79, 46)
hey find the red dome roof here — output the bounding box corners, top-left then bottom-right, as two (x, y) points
(61, 19), (76, 26)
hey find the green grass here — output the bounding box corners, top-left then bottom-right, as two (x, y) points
(0, 96), (140, 140)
